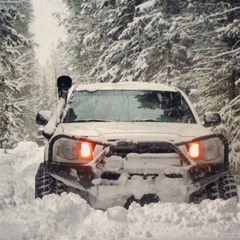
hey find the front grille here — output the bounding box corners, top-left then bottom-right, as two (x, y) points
(107, 141), (177, 158)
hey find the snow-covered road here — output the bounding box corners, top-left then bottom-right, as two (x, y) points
(0, 141), (240, 240)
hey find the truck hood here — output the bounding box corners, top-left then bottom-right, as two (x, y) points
(54, 122), (212, 143)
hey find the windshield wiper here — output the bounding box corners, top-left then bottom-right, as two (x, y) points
(70, 119), (160, 123)
(131, 119), (160, 122)
(71, 119), (113, 122)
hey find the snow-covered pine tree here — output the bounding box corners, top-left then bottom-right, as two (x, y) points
(0, 1), (34, 150)
(92, 0), (192, 83)
(213, 0), (240, 175)
(0, 72), (20, 151)
(58, 0), (114, 83)
(13, 1), (41, 141)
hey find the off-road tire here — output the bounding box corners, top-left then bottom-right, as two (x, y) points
(206, 173), (238, 200)
(35, 163), (66, 198)
(190, 172), (238, 203)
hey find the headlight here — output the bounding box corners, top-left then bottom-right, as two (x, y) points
(53, 138), (95, 163)
(187, 137), (224, 163)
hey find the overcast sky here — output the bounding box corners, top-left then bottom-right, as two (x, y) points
(31, 0), (67, 65)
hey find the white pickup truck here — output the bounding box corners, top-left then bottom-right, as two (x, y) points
(35, 76), (238, 210)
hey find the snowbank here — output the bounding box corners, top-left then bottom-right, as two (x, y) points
(0, 141), (240, 240)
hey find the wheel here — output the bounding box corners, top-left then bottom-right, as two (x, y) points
(205, 173), (238, 200)
(190, 172), (238, 203)
(35, 163), (66, 198)
(218, 173), (238, 200)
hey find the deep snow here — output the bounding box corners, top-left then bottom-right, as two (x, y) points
(0, 141), (240, 240)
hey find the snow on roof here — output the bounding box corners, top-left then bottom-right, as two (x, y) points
(74, 82), (178, 92)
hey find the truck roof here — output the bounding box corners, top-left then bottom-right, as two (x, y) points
(74, 82), (178, 92)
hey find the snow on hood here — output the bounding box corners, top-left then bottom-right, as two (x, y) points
(55, 122), (212, 143)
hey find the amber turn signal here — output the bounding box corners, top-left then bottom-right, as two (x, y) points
(78, 141), (93, 160)
(188, 142), (201, 159)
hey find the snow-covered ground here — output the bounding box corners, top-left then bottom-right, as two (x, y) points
(0, 141), (240, 240)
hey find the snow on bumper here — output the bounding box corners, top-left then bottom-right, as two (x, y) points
(45, 135), (229, 209)
(88, 170), (191, 209)
(46, 155), (228, 210)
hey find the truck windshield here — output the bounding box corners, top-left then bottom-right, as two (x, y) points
(64, 90), (196, 123)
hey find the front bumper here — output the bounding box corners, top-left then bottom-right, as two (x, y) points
(44, 160), (229, 209)
(43, 134), (230, 209)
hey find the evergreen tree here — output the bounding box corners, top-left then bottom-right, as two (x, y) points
(0, 1), (35, 150)
(93, 1), (191, 83)
(60, 0), (121, 83)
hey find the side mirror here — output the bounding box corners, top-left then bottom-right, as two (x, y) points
(203, 112), (221, 127)
(36, 110), (52, 126)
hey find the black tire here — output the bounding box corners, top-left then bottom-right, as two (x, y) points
(35, 163), (66, 198)
(190, 173), (238, 203)
(205, 173), (238, 200)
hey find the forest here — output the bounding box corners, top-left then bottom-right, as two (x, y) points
(0, 0), (239, 173)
